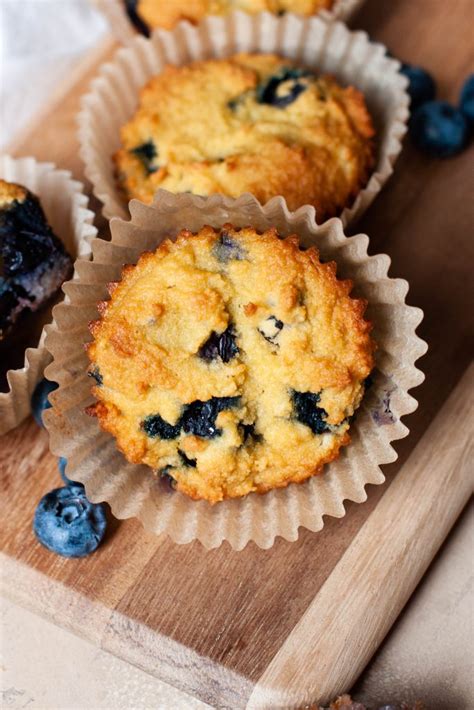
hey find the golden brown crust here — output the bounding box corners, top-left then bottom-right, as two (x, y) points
(87, 224), (375, 503)
(0, 179), (27, 208)
(136, 0), (335, 31)
(114, 53), (375, 222)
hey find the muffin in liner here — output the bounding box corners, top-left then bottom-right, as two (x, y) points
(43, 191), (426, 550)
(78, 12), (409, 225)
(0, 156), (97, 436)
(93, 0), (366, 45)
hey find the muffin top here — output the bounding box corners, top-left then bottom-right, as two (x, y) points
(0, 179), (72, 344)
(114, 53), (375, 222)
(129, 0), (335, 34)
(86, 225), (374, 503)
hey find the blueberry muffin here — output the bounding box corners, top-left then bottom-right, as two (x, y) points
(125, 0), (335, 36)
(114, 54), (375, 222)
(0, 179), (72, 344)
(86, 225), (374, 503)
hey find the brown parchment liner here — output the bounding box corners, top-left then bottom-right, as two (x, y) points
(0, 156), (97, 436)
(93, 0), (366, 46)
(78, 12), (409, 225)
(43, 191), (427, 550)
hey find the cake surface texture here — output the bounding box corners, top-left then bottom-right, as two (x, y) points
(127, 0), (335, 34)
(114, 54), (375, 222)
(87, 225), (375, 503)
(0, 179), (72, 343)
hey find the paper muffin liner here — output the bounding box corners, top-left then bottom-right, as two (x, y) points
(43, 191), (426, 550)
(78, 12), (409, 225)
(0, 156), (97, 436)
(93, 0), (366, 46)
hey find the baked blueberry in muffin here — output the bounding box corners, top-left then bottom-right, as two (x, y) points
(0, 179), (72, 344)
(114, 54), (375, 222)
(125, 0), (335, 34)
(0, 179), (73, 391)
(86, 225), (374, 503)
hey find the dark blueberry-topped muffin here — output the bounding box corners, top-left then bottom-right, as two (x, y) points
(0, 179), (73, 343)
(114, 54), (375, 222)
(86, 225), (374, 503)
(125, 0), (335, 35)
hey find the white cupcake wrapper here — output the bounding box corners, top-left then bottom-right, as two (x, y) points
(78, 12), (409, 225)
(44, 191), (427, 550)
(0, 156), (97, 436)
(93, 0), (366, 45)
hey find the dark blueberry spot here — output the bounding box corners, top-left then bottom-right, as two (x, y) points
(227, 97), (239, 111)
(258, 315), (284, 344)
(58, 457), (81, 486)
(460, 74), (474, 125)
(181, 396), (240, 439)
(400, 63), (436, 111)
(178, 449), (197, 467)
(124, 0), (150, 36)
(291, 390), (330, 434)
(410, 100), (469, 158)
(141, 413), (181, 439)
(31, 378), (59, 427)
(88, 365), (103, 385)
(240, 422), (262, 444)
(257, 67), (312, 109)
(131, 140), (159, 174)
(198, 324), (239, 363)
(159, 466), (177, 489)
(1, 192), (58, 276)
(213, 232), (245, 263)
(33, 484), (107, 558)
(0, 189), (72, 340)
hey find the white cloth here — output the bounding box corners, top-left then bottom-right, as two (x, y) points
(0, 0), (107, 149)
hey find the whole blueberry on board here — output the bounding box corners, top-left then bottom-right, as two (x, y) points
(33, 485), (107, 558)
(58, 457), (81, 487)
(400, 63), (436, 111)
(410, 101), (469, 157)
(31, 377), (58, 427)
(460, 74), (474, 125)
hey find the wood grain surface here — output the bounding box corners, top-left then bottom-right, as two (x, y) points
(1, 0), (473, 707)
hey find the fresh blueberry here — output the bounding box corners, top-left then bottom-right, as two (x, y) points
(400, 63), (435, 111)
(291, 390), (330, 434)
(141, 413), (181, 440)
(198, 325), (239, 363)
(33, 485), (107, 558)
(181, 396), (240, 438)
(131, 140), (158, 174)
(58, 457), (81, 486)
(410, 101), (469, 157)
(257, 67), (311, 108)
(258, 315), (284, 344)
(460, 74), (474, 125)
(31, 378), (58, 427)
(213, 232), (245, 263)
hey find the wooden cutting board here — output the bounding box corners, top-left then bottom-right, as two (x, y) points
(1, 1), (473, 707)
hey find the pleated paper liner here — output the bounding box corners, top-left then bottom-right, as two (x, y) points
(44, 191), (427, 550)
(93, 0), (366, 46)
(78, 12), (409, 225)
(0, 156), (97, 436)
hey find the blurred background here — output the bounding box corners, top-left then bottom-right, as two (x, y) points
(0, 0), (106, 148)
